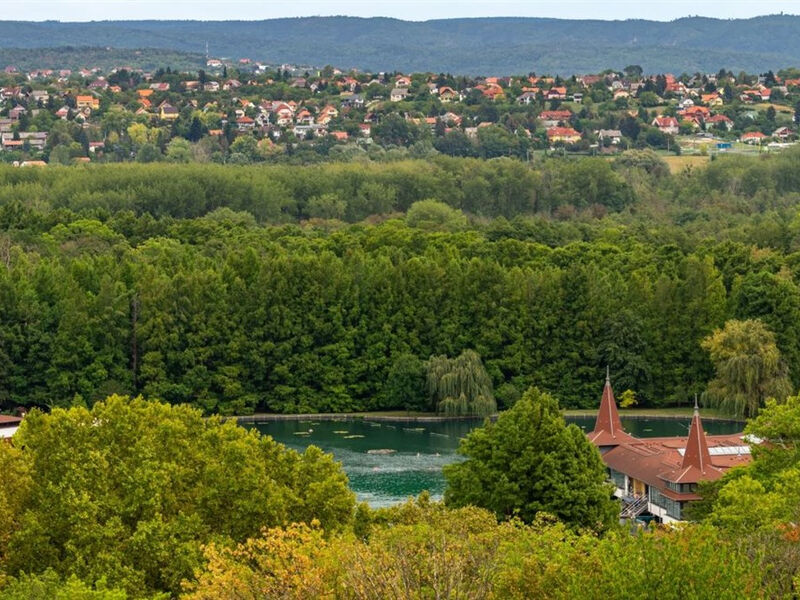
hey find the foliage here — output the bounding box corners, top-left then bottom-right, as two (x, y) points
(0, 569), (135, 600)
(1, 154), (800, 414)
(443, 386), (617, 530)
(702, 319), (793, 417)
(426, 350), (496, 416)
(183, 522), (332, 600)
(0, 396), (354, 598)
(185, 500), (780, 599)
(406, 199), (467, 232)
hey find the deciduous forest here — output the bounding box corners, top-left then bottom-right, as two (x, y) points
(2, 149), (800, 414)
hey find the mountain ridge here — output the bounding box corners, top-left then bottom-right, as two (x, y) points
(0, 15), (798, 74)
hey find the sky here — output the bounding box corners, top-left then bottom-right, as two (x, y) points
(3, 0), (799, 22)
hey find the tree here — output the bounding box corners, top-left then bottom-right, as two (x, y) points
(1, 396), (354, 597)
(135, 142), (162, 163)
(0, 570), (131, 600)
(384, 352), (427, 411)
(406, 199), (466, 232)
(165, 137), (192, 163)
(702, 319), (792, 417)
(623, 65), (643, 78)
(443, 386), (617, 530)
(426, 349), (496, 416)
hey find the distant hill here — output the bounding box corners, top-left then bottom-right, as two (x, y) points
(0, 16), (799, 74)
(0, 47), (204, 72)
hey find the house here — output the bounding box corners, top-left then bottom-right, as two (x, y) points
(741, 131), (767, 144)
(395, 76), (411, 87)
(223, 79), (242, 91)
(706, 114), (734, 131)
(358, 123), (372, 137)
(203, 81), (220, 92)
(0, 415), (22, 441)
(55, 106), (70, 119)
(159, 103), (180, 121)
(546, 126), (581, 144)
(88, 79), (108, 90)
(701, 93), (723, 106)
(149, 82), (170, 92)
(538, 110), (572, 127)
(206, 59), (223, 68)
(597, 129), (623, 145)
(292, 124), (327, 138)
(236, 116), (255, 131)
(8, 106), (27, 120)
(29, 90), (49, 104)
(589, 373), (752, 523)
(88, 141), (105, 153)
(329, 130), (348, 141)
(546, 86), (567, 100)
(76, 95), (100, 110)
(652, 116), (679, 135)
(772, 127), (795, 140)
(439, 87), (459, 103)
(390, 88), (409, 102)
(2, 131), (47, 151)
(340, 94), (364, 108)
(517, 92), (538, 105)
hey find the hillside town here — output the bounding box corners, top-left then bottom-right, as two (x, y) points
(0, 58), (799, 165)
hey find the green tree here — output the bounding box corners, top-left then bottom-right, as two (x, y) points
(165, 137), (192, 163)
(443, 386), (617, 530)
(0, 570), (132, 600)
(702, 319), (792, 417)
(406, 199), (467, 232)
(384, 353), (427, 411)
(426, 349), (496, 416)
(135, 142), (162, 163)
(2, 396), (354, 597)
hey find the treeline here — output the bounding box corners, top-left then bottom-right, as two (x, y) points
(2, 151), (800, 412)
(0, 156), (639, 223)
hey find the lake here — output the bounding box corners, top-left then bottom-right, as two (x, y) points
(250, 415), (743, 507)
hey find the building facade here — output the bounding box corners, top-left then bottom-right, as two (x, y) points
(587, 374), (752, 523)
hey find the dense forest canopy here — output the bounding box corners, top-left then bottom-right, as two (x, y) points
(2, 15), (800, 73)
(1, 150), (800, 414)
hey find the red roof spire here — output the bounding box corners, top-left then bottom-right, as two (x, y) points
(682, 395), (713, 474)
(587, 368), (635, 447)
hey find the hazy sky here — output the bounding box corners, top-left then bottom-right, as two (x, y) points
(4, 0), (799, 21)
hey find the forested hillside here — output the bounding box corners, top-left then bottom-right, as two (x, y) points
(1, 150), (800, 414)
(1, 15), (800, 73)
(0, 46), (204, 71)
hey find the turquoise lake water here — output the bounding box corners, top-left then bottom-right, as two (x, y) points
(251, 416), (743, 507)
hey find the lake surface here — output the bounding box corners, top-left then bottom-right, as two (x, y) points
(250, 416), (743, 507)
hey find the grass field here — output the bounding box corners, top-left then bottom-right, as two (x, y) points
(662, 154), (711, 173)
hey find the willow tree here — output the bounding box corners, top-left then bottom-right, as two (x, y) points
(426, 350), (496, 416)
(702, 319), (793, 418)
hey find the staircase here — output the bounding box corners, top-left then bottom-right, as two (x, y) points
(620, 495), (649, 519)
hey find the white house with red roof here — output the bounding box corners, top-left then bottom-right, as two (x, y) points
(652, 116), (679, 135)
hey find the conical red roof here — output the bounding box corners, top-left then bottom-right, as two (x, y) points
(660, 399), (723, 484)
(682, 402), (713, 473)
(587, 369), (635, 447)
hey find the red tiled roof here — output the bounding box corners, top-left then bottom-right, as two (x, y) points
(587, 374), (636, 447)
